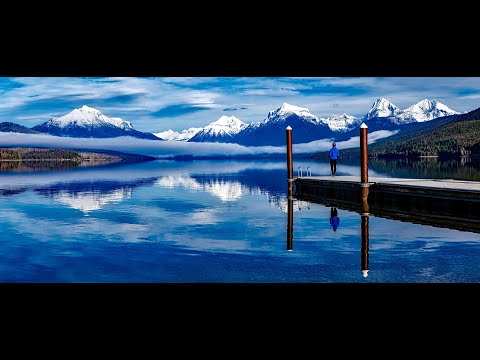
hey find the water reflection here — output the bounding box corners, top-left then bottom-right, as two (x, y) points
(330, 208), (340, 232)
(1, 159), (480, 282)
(287, 186), (371, 278)
(361, 214), (369, 278)
(368, 157), (480, 181)
(360, 186), (370, 278)
(0, 164), (296, 214)
(287, 195), (293, 251)
(33, 179), (156, 214)
(156, 176), (244, 202)
(46, 187), (133, 214)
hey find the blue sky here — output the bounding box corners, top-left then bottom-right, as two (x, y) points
(1, 77), (480, 133)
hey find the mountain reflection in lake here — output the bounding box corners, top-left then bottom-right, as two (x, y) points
(0, 159), (479, 282)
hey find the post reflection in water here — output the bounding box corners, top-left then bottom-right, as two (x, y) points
(361, 186), (370, 278)
(361, 216), (369, 278)
(286, 174), (294, 251)
(287, 184), (371, 278)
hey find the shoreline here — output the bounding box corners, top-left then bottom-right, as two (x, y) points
(0, 158), (119, 164)
(0, 159), (116, 162)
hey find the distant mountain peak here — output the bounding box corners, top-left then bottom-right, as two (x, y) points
(154, 127), (202, 141)
(32, 106), (159, 140)
(45, 106), (133, 130)
(275, 103), (313, 117)
(403, 99), (459, 122)
(365, 97), (402, 120)
(209, 115), (244, 127)
(264, 102), (318, 125)
(79, 105), (100, 113)
(188, 115), (248, 143)
(321, 113), (362, 132)
(417, 98), (434, 106)
(278, 102), (309, 114)
(203, 115), (246, 133)
(377, 97), (390, 104)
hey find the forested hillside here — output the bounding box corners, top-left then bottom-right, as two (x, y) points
(0, 148), (80, 160)
(370, 120), (480, 157)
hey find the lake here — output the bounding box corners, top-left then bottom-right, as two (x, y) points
(0, 157), (479, 282)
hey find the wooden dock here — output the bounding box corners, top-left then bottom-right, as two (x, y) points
(295, 176), (480, 233)
(296, 176), (480, 197)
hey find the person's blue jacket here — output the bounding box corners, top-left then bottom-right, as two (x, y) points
(329, 147), (339, 160)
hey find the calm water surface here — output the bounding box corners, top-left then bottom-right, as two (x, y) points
(0, 158), (479, 282)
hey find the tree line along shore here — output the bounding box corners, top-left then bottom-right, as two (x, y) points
(0, 148), (122, 162)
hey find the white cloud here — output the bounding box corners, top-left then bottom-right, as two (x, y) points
(0, 130), (397, 158)
(294, 130), (398, 153)
(242, 88), (299, 96)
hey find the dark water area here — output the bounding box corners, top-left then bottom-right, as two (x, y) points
(367, 157), (480, 181)
(0, 158), (479, 282)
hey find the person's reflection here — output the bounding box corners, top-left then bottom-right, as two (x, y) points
(330, 207), (340, 232)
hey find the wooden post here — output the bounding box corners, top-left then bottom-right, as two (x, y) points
(360, 123), (368, 184)
(361, 186), (369, 216)
(286, 126), (293, 194)
(286, 126), (294, 251)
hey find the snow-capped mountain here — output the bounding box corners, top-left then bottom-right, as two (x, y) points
(188, 115), (248, 143)
(363, 97), (460, 126)
(401, 99), (459, 122)
(321, 113), (362, 132)
(155, 127), (202, 141)
(233, 103), (333, 146)
(263, 103), (319, 125)
(32, 105), (160, 140)
(39, 105), (133, 130)
(364, 98), (403, 121)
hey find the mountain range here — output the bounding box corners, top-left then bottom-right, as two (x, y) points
(0, 99), (461, 148)
(368, 107), (480, 158)
(334, 106), (480, 159)
(158, 98), (459, 145)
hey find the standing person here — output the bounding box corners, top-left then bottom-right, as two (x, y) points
(330, 207), (340, 231)
(329, 142), (339, 176)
